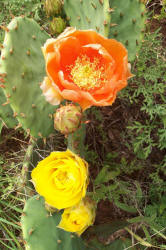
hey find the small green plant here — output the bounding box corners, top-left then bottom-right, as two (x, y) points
(122, 29), (166, 159)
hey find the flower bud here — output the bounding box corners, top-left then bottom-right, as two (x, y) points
(45, 0), (63, 16)
(58, 197), (96, 236)
(54, 104), (82, 135)
(50, 17), (66, 35)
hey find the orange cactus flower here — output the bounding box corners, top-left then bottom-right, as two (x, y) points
(41, 27), (132, 110)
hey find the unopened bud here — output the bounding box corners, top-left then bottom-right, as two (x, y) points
(54, 104), (82, 135)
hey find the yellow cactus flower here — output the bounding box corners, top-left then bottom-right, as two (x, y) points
(58, 197), (96, 236)
(31, 149), (89, 209)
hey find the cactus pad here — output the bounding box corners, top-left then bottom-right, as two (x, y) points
(0, 17), (57, 138)
(63, 0), (110, 36)
(63, 0), (146, 61)
(108, 0), (146, 61)
(0, 88), (17, 128)
(21, 195), (87, 250)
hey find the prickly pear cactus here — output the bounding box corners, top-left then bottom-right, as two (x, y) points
(54, 104), (82, 134)
(63, 0), (146, 61)
(108, 0), (146, 61)
(0, 88), (17, 128)
(63, 0), (111, 37)
(0, 17), (57, 138)
(21, 196), (87, 250)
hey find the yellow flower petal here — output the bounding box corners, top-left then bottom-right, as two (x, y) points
(31, 150), (89, 209)
(58, 197), (96, 236)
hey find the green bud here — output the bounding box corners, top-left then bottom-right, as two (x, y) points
(45, 0), (63, 16)
(54, 104), (82, 135)
(50, 17), (66, 35)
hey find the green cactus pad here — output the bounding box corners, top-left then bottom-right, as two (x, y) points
(63, 0), (110, 36)
(0, 17), (57, 138)
(0, 88), (17, 128)
(63, 0), (146, 61)
(21, 195), (87, 250)
(108, 0), (146, 61)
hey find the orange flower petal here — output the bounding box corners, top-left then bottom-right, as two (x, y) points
(41, 28), (132, 110)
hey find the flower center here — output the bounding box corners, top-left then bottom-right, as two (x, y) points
(56, 171), (68, 185)
(70, 55), (106, 90)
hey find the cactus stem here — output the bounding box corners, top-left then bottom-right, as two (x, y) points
(2, 100), (10, 106)
(26, 50), (30, 56)
(32, 35), (36, 40)
(0, 26), (9, 32)
(91, 2), (97, 9)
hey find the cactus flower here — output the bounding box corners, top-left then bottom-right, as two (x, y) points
(58, 197), (96, 236)
(41, 27), (132, 110)
(31, 149), (89, 209)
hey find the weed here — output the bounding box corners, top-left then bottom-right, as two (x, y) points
(121, 29), (166, 160)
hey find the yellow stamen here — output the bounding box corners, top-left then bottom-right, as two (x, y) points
(70, 55), (106, 90)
